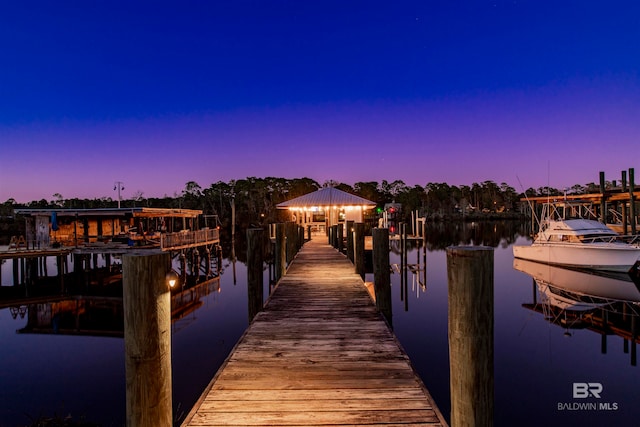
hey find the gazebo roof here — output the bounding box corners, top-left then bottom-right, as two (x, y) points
(277, 187), (376, 209)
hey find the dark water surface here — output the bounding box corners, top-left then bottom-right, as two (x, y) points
(1, 222), (639, 426)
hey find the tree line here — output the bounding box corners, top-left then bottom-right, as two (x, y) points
(1, 176), (612, 231)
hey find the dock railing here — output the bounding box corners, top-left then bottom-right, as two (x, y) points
(160, 228), (220, 251)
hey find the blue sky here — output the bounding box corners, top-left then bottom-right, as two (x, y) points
(1, 1), (639, 202)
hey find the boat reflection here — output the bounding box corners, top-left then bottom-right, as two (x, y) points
(514, 258), (640, 366)
(10, 276), (221, 337)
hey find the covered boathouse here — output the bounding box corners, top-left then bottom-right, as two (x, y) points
(12, 207), (219, 252)
(276, 187), (377, 232)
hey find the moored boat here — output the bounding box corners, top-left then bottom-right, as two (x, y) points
(513, 218), (640, 273)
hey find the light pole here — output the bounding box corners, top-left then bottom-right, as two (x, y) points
(114, 181), (125, 208)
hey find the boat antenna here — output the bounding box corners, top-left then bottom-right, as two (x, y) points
(517, 175), (541, 230)
(547, 161), (551, 219)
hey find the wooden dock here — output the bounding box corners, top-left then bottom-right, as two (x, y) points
(181, 238), (447, 427)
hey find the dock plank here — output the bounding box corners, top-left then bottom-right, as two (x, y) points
(181, 238), (447, 427)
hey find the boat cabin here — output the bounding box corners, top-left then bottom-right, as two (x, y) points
(13, 207), (219, 251)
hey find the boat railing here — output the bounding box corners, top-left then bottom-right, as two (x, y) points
(160, 228), (220, 251)
(619, 234), (640, 247)
(580, 235), (640, 246)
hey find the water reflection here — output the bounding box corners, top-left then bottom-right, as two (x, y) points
(514, 258), (640, 366)
(9, 277), (221, 337)
(422, 220), (530, 250)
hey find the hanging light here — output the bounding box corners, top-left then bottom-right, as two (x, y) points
(166, 269), (180, 288)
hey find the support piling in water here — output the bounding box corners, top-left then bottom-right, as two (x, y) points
(247, 228), (264, 322)
(286, 222), (296, 265)
(447, 245), (494, 427)
(353, 222), (365, 280)
(629, 168), (636, 235)
(275, 223), (286, 281)
(346, 220), (354, 262)
(122, 251), (172, 427)
(372, 228), (392, 325)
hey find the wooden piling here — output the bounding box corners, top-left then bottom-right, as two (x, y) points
(286, 222), (296, 265)
(247, 228), (264, 322)
(275, 223), (286, 281)
(372, 228), (392, 325)
(630, 168), (636, 235)
(600, 171), (607, 223)
(446, 246), (494, 427)
(13, 258), (19, 286)
(57, 255), (65, 293)
(330, 225), (337, 248)
(354, 222), (365, 280)
(337, 223), (343, 254)
(193, 249), (200, 281)
(422, 221), (427, 287)
(179, 252), (187, 286)
(622, 170), (628, 234)
(631, 314), (637, 367)
(122, 251), (173, 427)
(20, 258), (25, 285)
(297, 225), (304, 250)
(402, 223), (408, 312)
(346, 220), (354, 262)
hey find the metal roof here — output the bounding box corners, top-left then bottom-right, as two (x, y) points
(276, 187), (376, 208)
(13, 207), (202, 218)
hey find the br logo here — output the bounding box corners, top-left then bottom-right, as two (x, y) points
(573, 383), (603, 399)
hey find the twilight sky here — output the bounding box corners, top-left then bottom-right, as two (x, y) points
(1, 1), (639, 203)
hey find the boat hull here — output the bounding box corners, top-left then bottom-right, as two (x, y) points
(513, 243), (640, 273)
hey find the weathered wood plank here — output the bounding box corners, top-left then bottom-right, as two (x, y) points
(181, 237), (447, 427)
(198, 399), (433, 412)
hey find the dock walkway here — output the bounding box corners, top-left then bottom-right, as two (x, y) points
(182, 238), (447, 426)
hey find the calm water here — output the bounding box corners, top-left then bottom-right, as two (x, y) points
(1, 222), (639, 426)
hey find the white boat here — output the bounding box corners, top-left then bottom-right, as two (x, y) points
(513, 218), (640, 273)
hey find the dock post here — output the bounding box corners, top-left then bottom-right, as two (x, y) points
(402, 223), (408, 312)
(57, 255), (65, 293)
(354, 222), (365, 280)
(631, 314), (637, 366)
(630, 168), (636, 235)
(217, 245), (223, 274)
(275, 223), (286, 281)
(204, 248), (211, 277)
(337, 223), (343, 254)
(307, 225), (311, 241)
(13, 258), (19, 286)
(622, 170), (628, 234)
(179, 252), (187, 287)
(422, 221), (427, 287)
(298, 225), (304, 250)
(346, 220), (354, 262)
(330, 225), (335, 248)
(286, 222), (296, 264)
(446, 246), (494, 427)
(122, 251), (172, 427)
(600, 171), (607, 223)
(247, 228), (264, 322)
(193, 248), (200, 282)
(372, 228), (392, 325)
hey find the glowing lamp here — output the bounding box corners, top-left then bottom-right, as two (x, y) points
(166, 269), (180, 288)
